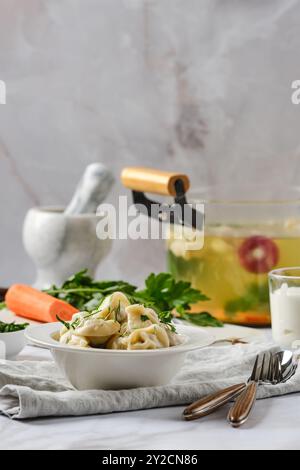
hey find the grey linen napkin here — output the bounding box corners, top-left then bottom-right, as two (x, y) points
(0, 342), (299, 419)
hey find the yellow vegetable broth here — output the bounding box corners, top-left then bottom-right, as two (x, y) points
(167, 222), (300, 325)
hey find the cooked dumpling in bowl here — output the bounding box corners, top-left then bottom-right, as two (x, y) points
(126, 324), (170, 350)
(126, 304), (160, 330)
(95, 292), (131, 323)
(58, 291), (181, 351)
(60, 330), (90, 348)
(74, 318), (120, 338)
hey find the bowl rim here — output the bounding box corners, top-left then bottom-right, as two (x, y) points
(0, 328), (27, 337)
(25, 322), (214, 356)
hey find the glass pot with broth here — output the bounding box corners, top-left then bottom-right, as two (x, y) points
(167, 186), (300, 326)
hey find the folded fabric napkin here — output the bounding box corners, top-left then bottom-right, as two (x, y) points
(0, 342), (299, 419)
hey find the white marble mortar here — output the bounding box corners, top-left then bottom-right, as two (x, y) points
(23, 207), (112, 289)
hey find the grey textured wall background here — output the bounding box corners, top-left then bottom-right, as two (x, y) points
(0, 0), (300, 286)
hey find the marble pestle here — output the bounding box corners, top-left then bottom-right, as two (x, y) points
(64, 163), (114, 215)
(23, 163), (114, 289)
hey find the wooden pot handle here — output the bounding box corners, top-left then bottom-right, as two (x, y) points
(121, 167), (190, 197)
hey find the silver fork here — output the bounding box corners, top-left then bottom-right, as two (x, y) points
(227, 353), (272, 427)
(183, 352), (267, 421)
(227, 351), (299, 427)
(183, 351), (298, 422)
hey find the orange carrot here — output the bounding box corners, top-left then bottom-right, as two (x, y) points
(5, 284), (78, 323)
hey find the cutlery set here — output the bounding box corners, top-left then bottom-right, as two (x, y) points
(183, 350), (299, 427)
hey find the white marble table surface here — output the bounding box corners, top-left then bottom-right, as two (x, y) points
(1, 342), (299, 450)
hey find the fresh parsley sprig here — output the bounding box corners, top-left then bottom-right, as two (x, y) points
(179, 310), (224, 327)
(45, 270), (136, 312)
(49, 270), (222, 328)
(132, 272), (209, 312)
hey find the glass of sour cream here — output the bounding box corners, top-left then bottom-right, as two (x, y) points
(269, 267), (300, 348)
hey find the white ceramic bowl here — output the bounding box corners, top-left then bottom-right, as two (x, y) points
(26, 323), (213, 390)
(0, 329), (26, 359)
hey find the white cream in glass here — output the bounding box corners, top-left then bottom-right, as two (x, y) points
(269, 268), (300, 348)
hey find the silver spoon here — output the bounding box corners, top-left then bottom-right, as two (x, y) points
(227, 350), (298, 427)
(183, 350), (298, 421)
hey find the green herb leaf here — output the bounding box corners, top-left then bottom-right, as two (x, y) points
(0, 320), (29, 333)
(45, 269), (137, 312)
(47, 269), (211, 331)
(56, 315), (70, 330)
(0, 301), (6, 310)
(180, 311), (223, 327)
(134, 272), (209, 313)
